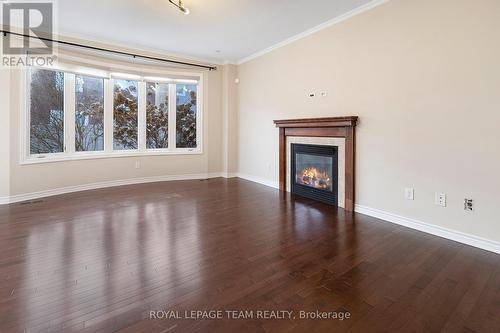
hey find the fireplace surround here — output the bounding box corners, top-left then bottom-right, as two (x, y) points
(274, 117), (358, 211)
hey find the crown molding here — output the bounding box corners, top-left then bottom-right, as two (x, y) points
(236, 0), (389, 65)
(4, 2), (388, 67)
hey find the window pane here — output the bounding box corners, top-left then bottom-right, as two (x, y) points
(176, 84), (197, 148)
(146, 82), (169, 149)
(29, 68), (64, 154)
(75, 75), (104, 152)
(113, 79), (138, 150)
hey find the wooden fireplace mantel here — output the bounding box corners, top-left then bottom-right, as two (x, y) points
(274, 116), (358, 212)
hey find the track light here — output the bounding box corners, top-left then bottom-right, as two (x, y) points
(169, 0), (190, 15)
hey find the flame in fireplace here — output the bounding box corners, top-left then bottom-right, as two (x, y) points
(297, 167), (332, 190)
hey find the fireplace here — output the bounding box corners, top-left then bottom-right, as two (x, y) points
(274, 117), (357, 211)
(291, 143), (338, 205)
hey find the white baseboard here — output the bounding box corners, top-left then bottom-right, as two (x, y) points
(355, 204), (500, 254)
(0, 196), (10, 205)
(236, 173), (279, 189)
(2, 172), (498, 255)
(219, 174), (500, 255)
(0, 172), (224, 205)
(221, 172), (238, 179)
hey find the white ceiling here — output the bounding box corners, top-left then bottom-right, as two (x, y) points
(56, 0), (376, 64)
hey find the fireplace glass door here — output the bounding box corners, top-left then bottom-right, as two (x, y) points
(291, 144), (338, 205)
(295, 153), (333, 191)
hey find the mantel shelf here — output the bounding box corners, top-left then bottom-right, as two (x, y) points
(274, 116), (358, 128)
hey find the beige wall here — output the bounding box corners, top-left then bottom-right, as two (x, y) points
(222, 64), (239, 175)
(2, 41), (224, 197)
(0, 68), (10, 197)
(237, 0), (500, 242)
(208, 67), (224, 174)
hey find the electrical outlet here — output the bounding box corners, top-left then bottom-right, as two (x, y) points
(321, 92), (328, 97)
(404, 188), (414, 200)
(464, 198), (474, 211)
(435, 193), (446, 207)
(308, 92), (316, 98)
(135, 161), (140, 169)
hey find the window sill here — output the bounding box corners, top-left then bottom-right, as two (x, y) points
(20, 149), (203, 165)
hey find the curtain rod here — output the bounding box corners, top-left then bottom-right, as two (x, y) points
(0, 29), (217, 71)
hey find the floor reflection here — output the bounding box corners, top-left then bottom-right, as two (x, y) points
(10, 187), (204, 332)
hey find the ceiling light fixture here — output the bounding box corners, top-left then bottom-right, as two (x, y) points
(169, 0), (190, 15)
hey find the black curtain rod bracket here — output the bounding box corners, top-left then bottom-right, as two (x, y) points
(0, 29), (217, 71)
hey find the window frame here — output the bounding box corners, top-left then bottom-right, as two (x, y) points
(74, 73), (106, 154)
(174, 83), (200, 150)
(20, 63), (204, 165)
(144, 81), (171, 151)
(111, 76), (140, 152)
(24, 67), (68, 159)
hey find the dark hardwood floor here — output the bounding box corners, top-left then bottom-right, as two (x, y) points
(0, 178), (499, 333)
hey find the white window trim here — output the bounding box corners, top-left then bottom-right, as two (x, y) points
(20, 61), (204, 165)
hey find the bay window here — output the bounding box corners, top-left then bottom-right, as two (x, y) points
(22, 65), (202, 163)
(146, 82), (169, 149)
(113, 79), (139, 150)
(75, 75), (105, 152)
(176, 84), (197, 149)
(29, 68), (65, 154)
